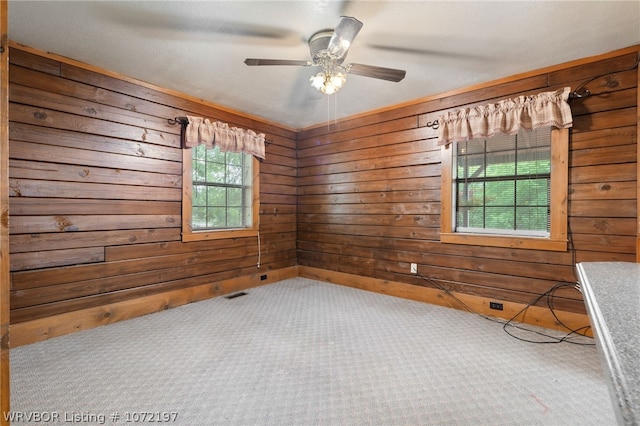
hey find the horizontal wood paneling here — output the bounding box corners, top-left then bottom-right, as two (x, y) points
(8, 45), (297, 324)
(10, 229), (181, 253)
(10, 122), (181, 161)
(297, 47), (639, 315)
(6, 42), (638, 340)
(10, 139), (181, 174)
(9, 198), (180, 215)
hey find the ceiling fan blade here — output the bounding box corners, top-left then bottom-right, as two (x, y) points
(327, 16), (363, 60)
(347, 63), (406, 82)
(368, 43), (489, 61)
(97, 3), (302, 46)
(245, 59), (313, 66)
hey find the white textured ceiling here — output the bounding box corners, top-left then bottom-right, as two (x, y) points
(8, 1), (640, 130)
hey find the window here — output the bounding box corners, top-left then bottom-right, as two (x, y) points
(182, 145), (259, 242)
(440, 127), (568, 251)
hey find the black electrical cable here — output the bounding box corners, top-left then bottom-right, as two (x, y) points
(501, 282), (593, 345)
(416, 273), (594, 346)
(569, 53), (640, 99)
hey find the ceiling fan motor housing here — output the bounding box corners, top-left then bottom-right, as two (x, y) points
(309, 30), (345, 65)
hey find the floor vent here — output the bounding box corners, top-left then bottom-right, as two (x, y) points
(225, 292), (248, 300)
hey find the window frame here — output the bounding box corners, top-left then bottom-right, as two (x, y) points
(182, 147), (260, 242)
(440, 127), (568, 251)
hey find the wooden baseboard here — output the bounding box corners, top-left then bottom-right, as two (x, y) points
(9, 266), (298, 348)
(298, 266), (593, 337)
(11, 264), (593, 347)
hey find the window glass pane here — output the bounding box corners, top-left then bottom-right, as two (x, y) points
(206, 207), (225, 228)
(457, 181), (484, 207)
(192, 207), (207, 229)
(192, 185), (207, 207)
(454, 127), (551, 236)
(190, 145), (253, 231)
(227, 165), (243, 185)
(486, 151), (515, 177)
(516, 207), (548, 231)
(456, 155), (467, 178)
(206, 146), (224, 163)
(486, 132), (514, 153)
(485, 181), (514, 206)
(457, 206), (484, 228)
(460, 139), (485, 155)
(227, 152), (242, 166)
(193, 160), (206, 182)
(194, 144), (206, 160)
(518, 126), (551, 148)
(208, 186), (225, 206)
(516, 179), (549, 206)
(206, 161), (225, 183)
(458, 153), (484, 179)
(227, 188), (242, 207)
(485, 207), (515, 230)
(517, 157), (550, 174)
(227, 208), (242, 227)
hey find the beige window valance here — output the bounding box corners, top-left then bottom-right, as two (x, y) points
(437, 87), (573, 146)
(184, 116), (266, 159)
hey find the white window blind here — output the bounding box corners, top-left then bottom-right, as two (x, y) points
(454, 126), (551, 237)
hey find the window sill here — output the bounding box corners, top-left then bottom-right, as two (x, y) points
(440, 232), (567, 251)
(182, 228), (259, 242)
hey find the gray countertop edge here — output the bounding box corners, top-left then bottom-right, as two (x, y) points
(576, 263), (636, 426)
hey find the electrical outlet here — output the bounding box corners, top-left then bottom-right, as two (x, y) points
(410, 263), (417, 274)
(489, 301), (503, 311)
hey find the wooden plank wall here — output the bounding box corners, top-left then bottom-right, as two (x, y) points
(7, 45), (297, 326)
(297, 47), (639, 316)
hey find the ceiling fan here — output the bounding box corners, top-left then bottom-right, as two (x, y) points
(244, 16), (406, 95)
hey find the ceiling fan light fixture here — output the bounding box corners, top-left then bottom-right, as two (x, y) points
(309, 72), (326, 90)
(309, 69), (347, 95)
(330, 71), (346, 87)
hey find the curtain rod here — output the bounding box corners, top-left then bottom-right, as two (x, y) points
(168, 116), (272, 145)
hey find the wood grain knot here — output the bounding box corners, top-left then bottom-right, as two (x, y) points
(10, 182), (21, 196)
(603, 76), (619, 89)
(1, 331), (9, 349)
(33, 111), (48, 120)
(1, 209), (8, 228)
(594, 220), (610, 231)
(55, 216), (75, 232)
